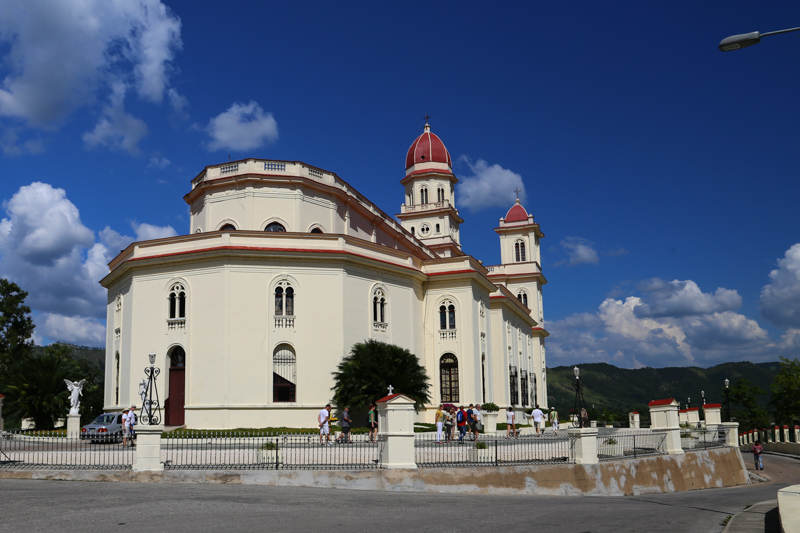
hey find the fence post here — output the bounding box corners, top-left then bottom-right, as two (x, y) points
(567, 427), (598, 464)
(66, 413), (81, 439)
(376, 393), (417, 469)
(628, 411), (640, 429)
(702, 404), (722, 428)
(648, 398), (684, 455)
(719, 422), (739, 447)
(133, 425), (165, 472)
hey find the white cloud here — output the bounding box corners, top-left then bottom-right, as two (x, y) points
(37, 313), (106, 347)
(0, 0), (183, 145)
(547, 279), (774, 368)
(147, 156), (171, 169)
(456, 158), (526, 212)
(133, 222), (177, 241)
(556, 237), (599, 267)
(206, 101), (279, 152)
(83, 83), (149, 154)
(760, 243), (800, 328)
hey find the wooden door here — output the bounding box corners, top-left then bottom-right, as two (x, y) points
(165, 347), (186, 426)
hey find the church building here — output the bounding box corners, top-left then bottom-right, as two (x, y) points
(100, 121), (549, 428)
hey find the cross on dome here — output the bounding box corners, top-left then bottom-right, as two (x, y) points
(387, 384), (394, 395)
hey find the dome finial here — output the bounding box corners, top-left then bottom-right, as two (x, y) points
(514, 185), (522, 202)
(424, 112), (431, 132)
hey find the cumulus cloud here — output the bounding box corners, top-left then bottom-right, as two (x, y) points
(83, 83), (149, 153)
(456, 158), (526, 212)
(760, 243), (800, 328)
(206, 101), (279, 152)
(147, 156), (171, 169)
(0, 0), (182, 146)
(556, 237), (599, 267)
(0, 182), (176, 346)
(547, 278), (773, 368)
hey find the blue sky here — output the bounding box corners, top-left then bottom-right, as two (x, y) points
(1, 1), (799, 369)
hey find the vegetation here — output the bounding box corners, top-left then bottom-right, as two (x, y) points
(481, 402), (500, 412)
(770, 357), (800, 426)
(331, 339), (431, 412)
(0, 279), (35, 375)
(728, 378), (769, 430)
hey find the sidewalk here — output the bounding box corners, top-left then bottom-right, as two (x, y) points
(723, 500), (780, 533)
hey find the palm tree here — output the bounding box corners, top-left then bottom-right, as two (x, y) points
(332, 339), (430, 412)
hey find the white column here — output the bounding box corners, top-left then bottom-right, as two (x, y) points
(377, 394), (416, 469)
(568, 427), (598, 464)
(649, 399), (683, 455)
(132, 425), (164, 471)
(703, 405), (722, 426)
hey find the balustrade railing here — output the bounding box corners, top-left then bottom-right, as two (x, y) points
(414, 432), (572, 467)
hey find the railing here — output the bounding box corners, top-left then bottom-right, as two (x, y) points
(220, 163), (239, 174)
(681, 428), (729, 451)
(414, 432), (572, 467)
(264, 162), (286, 172)
(596, 429), (667, 461)
(401, 201), (452, 213)
(439, 329), (456, 340)
(274, 316), (295, 329)
(163, 431), (382, 470)
(372, 322), (388, 333)
(167, 318), (185, 330)
(0, 430), (133, 469)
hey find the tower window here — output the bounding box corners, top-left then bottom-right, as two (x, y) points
(372, 287), (387, 324)
(265, 222), (286, 232)
(168, 283), (186, 319)
(420, 186), (429, 205)
(517, 292), (528, 307)
(439, 300), (456, 330)
(275, 284), (295, 316)
(437, 187), (445, 203)
(515, 240), (526, 262)
(220, 224), (236, 231)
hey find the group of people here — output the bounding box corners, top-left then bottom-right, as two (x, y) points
(317, 403), (379, 445)
(435, 404), (484, 443)
(505, 404), (558, 438)
(122, 404), (136, 447)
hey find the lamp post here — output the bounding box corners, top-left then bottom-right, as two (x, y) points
(572, 366), (588, 428)
(719, 26), (800, 51)
(687, 397), (691, 410)
(701, 390), (705, 406)
(724, 378), (731, 423)
(142, 352), (161, 425)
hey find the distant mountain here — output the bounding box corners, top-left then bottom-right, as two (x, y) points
(546, 361), (780, 418)
(31, 344), (105, 370)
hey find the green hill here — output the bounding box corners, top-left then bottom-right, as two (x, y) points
(31, 344), (105, 370)
(546, 361), (780, 422)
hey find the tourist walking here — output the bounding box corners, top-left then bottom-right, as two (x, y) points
(337, 407), (352, 443)
(506, 407), (517, 439)
(435, 405), (446, 443)
(457, 406), (468, 443)
(121, 408), (131, 447)
(128, 405), (137, 446)
(318, 404), (332, 445)
(752, 440), (764, 470)
(474, 404), (483, 440)
(466, 404), (477, 441)
(549, 408), (559, 436)
(368, 403), (378, 443)
(530, 404), (544, 435)
(444, 407), (455, 442)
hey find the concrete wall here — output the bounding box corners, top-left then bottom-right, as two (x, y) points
(0, 447), (748, 496)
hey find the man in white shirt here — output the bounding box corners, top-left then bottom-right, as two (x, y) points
(121, 408), (131, 447)
(318, 404), (332, 446)
(530, 404), (544, 435)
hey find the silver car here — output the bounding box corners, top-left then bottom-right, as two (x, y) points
(81, 412), (124, 443)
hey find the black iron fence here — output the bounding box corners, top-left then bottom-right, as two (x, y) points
(595, 429), (667, 461)
(681, 427), (729, 451)
(0, 430), (132, 469)
(162, 431), (382, 470)
(414, 432), (572, 467)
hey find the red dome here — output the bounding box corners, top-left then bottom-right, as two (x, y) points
(405, 123), (452, 169)
(504, 200), (529, 222)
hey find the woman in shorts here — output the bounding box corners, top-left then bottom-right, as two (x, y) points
(368, 403), (378, 443)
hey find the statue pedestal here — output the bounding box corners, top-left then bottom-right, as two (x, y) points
(66, 413), (81, 438)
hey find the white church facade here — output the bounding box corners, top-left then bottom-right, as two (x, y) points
(101, 122), (549, 428)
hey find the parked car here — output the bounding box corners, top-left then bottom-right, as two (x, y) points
(81, 412), (124, 443)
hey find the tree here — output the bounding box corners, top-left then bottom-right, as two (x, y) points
(770, 357), (800, 425)
(332, 339), (431, 413)
(0, 278), (35, 374)
(729, 378), (770, 431)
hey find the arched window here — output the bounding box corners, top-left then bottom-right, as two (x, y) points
(440, 354), (459, 403)
(435, 224), (440, 233)
(517, 291), (528, 307)
(439, 300), (456, 330)
(372, 287), (386, 324)
(409, 189), (414, 206)
(420, 186), (429, 205)
(515, 240), (526, 262)
(437, 187), (445, 203)
(274, 280), (295, 327)
(220, 224), (236, 231)
(115, 352), (120, 405)
(310, 227), (323, 234)
(170, 346), (186, 368)
(168, 283), (186, 320)
(273, 344), (296, 402)
(265, 222), (286, 232)
(411, 227), (415, 236)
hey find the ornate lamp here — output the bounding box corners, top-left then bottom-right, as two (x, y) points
(143, 352), (161, 425)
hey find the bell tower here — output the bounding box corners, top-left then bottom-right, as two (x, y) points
(396, 119), (463, 257)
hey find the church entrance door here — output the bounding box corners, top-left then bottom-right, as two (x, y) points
(165, 347), (186, 426)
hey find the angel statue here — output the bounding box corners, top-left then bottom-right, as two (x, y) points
(139, 378), (149, 413)
(64, 379), (86, 415)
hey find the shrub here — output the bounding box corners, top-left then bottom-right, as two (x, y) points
(475, 441), (488, 449)
(260, 441), (278, 450)
(481, 402), (499, 412)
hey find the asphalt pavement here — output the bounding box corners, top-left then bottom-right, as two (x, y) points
(0, 453), (797, 533)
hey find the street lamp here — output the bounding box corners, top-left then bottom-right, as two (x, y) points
(142, 352), (161, 425)
(724, 378), (731, 423)
(719, 26), (800, 51)
(572, 366), (588, 428)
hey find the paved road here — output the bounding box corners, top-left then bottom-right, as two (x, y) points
(0, 454), (797, 533)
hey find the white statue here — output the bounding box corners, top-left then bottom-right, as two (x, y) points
(139, 379), (148, 410)
(64, 379), (86, 415)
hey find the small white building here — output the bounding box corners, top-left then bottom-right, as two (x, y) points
(100, 122), (549, 428)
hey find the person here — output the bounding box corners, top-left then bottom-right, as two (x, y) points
(128, 405), (137, 446)
(530, 404), (544, 436)
(121, 408), (131, 447)
(337, 407), (352, 443)
(752, 440), (764, 470)
(435, 405), (445, 443)
(549, 408), (559, 436)
(444, 407), (455, 442)
(506, 407), (517, 439)
(466, 404), (477, 441)
(367, 403), (378, 443)
(473, 404), (483, 440)
(456, 406), (468, 443)
(318, 404), (332, 445)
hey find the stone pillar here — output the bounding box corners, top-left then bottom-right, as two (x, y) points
(648, 399), (683, 455)
(376, 393), (416, 469)
(774, 426), (781, 443)
(132, 425), (164, 472)
(703, 404), (722, 427)
(719, 422), (740, 447)
(784, 425), (790, 443)
(686, 408), (700, 427)
(678, 410), (688, 426)
(66, 413), (81, 438)
(795, 426), (800, 443)
(568, 427), (598, 464)
(628, 411), (640, 429)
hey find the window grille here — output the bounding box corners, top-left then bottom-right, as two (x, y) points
(440, 354), (459, 403)
(509, 365), (519, 406)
